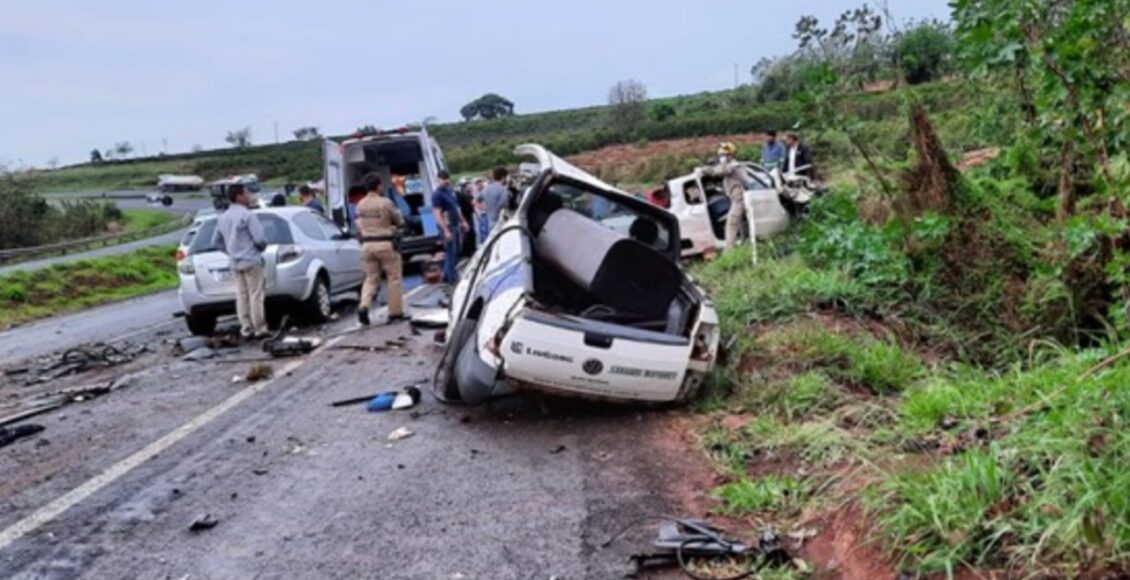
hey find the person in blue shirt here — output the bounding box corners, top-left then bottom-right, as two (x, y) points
(299, 185), (324, 212)
(430, 170), (469, 284)
(761, 130), (786, 170)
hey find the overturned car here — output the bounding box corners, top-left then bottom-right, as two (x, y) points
(437, 145), (720, 405)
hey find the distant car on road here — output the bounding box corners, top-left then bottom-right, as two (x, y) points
(145, 192), (174, 206)
(177, 207), (364, 335)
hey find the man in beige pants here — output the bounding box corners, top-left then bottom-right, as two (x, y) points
(354, 173), (405, 326)
(700, 142), (748, 250)
(211, 184), (269, 338)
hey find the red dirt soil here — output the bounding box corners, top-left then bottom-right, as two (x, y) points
(567, 133), (769, 179)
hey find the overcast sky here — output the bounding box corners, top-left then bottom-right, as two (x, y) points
(0, 0), (951, 167)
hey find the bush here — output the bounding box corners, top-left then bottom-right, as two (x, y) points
(893, 21), (956, 85)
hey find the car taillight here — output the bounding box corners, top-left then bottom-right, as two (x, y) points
(278, 244), (305, 264)
(175, 248), (187, 262)
(178, 260), (196, 275)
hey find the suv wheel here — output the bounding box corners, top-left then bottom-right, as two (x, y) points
(185, 313), (217, 336)
(303, 275), (332, 323)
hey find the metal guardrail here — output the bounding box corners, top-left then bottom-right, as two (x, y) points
(0, 214), (192, 265)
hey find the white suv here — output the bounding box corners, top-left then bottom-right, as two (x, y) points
(177, 207), (363, 335)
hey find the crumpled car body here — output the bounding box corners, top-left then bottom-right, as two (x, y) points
(438, 144), (719, 404)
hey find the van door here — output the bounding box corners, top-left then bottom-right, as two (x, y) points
(323, 140), (347, 229)
(416, 129), (440, 237)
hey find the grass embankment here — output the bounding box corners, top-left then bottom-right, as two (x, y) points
(691, 189), (1129, 577)
(0, 245), (178, 327)
(121, 208), (179, 232)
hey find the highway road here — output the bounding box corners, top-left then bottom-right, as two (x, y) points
(0, 283), (713, 579)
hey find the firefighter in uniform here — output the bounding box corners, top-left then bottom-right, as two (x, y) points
(355, 173), (405, 326)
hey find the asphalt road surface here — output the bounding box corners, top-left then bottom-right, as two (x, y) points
(0, 284), (712, 580)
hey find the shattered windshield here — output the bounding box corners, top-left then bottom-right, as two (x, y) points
(543, 183), (672, 255)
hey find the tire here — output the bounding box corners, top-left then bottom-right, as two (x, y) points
(302, 275), (332, 323)
(161, 195), (173, 207)
(185, 313), (217, 336)
(437, 318), (477, 402)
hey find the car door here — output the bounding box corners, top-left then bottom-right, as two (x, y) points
(314, 212), (362, 290)
(323, 139), (347, 230)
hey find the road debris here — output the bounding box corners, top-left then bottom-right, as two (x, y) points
(245, 363), (273, 382)
(0, 373), (143, 427)
(387, 427), (414, 441)
(17, 343), (147, 385)
(606, 518), (793, 579)
(550, 445), (567, 454)
(367, 386), (421, 412)
(262, 336), (322, 358)
(188, 513), (219, 532)
(410, 310), (449, 329)
(0, 423), (45, 448)
(182, 347), (217, 362)
(329, 380), (427, 407)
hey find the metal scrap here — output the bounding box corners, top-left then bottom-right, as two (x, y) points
(262, 336), (322, 358)
(18, 343), (147, 385)
(0, 424), (45, 448)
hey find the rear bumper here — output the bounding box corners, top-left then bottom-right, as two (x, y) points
(177, 273), (313, 314)
(495, 311), (713, 403)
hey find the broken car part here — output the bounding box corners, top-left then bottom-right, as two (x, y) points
(0, 424), (46, 448)
(19, 343), (147, 386)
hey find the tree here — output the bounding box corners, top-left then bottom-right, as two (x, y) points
(225, 127), (252, 148)
(893, 20), (955, 85)
(650, 101), (677, 122)
(46, 157), (59, 170)
(608, 79), (648, 136)
(292, 126), (321, 140)
(113, 141), (133, 158)
(90, 149), (103, 163)
(459, 93), (516, 121)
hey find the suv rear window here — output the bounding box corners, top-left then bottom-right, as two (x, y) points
(189, 213), (294, 254)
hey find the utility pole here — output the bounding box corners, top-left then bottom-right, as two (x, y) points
(733, 63), (739, 89)
(273, 121), (279, 144)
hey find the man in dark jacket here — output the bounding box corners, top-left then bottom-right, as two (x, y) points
(783, 132), (814, 179)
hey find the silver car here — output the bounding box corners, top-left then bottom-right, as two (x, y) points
(177, 207), (364, 335)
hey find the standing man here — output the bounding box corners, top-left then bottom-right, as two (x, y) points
(700, 142), (747, 250)
(355, 173), (405, 326)
(299, 185), (323, 212)
(431, 170), (469, 284)
(211, 184), (269, 338)
(761, 130), (786, 170)
(783, 132), (814, 179)
(480, 166), (510, 234)
(472, 177), (489, 244)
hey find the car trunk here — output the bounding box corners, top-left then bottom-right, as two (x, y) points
(523, 181), (699, 340)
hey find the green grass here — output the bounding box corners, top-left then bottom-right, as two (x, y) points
(714, 475), (810, 516)
(0, 244), (178, 327)
(122, 208), (178, 231)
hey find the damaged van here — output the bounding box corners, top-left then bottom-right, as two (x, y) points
(322, 128), (445, 256)
(437, 145), (720, 405)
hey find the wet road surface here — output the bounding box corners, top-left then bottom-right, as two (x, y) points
(0, 285), (709, 579)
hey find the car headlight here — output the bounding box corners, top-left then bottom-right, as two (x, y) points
(278, 244), (305, 264)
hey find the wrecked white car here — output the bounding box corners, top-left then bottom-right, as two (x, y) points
(667, 163), (815, 257)
(436, 145), (720, 405)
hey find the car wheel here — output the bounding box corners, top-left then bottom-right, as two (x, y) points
(185, 314), (217, 336)
(303, 275), (332, 323)
(161, 195), (173, 207)
(436, 318), (476, 402)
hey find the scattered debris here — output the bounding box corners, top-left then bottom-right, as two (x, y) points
(182, 347), (217, 362)
(0, 423), (45, 448)
(329, 380), (428, 407)
(367, 386), (422, 412)
(550, 445), (567, 454)
(263, 336), (322, 358)
(18, 343), (147, 385)
(410, 310), (449, 329)
(0, 374), (141, 427)
(387, 427), (414, 441)
(188, 513), (219, 532)
(245, 364), (273, 382)
(252, 468), (269, 476)
(611, 519), (792, 579)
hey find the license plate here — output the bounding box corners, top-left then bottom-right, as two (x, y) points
(212, 269), (232, 283)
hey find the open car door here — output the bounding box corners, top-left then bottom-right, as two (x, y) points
(323, 139), (347, 231)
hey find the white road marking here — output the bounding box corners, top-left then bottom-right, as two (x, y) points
(0, 283), (433, 553)
(0, 336), (342, 552)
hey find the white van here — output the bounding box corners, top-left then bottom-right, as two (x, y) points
(322, 127), (447, 256)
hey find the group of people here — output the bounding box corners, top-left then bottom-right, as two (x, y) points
(210, 166), (517, 338)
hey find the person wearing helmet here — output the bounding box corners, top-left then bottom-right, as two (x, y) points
(700, 142), (747, 250)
